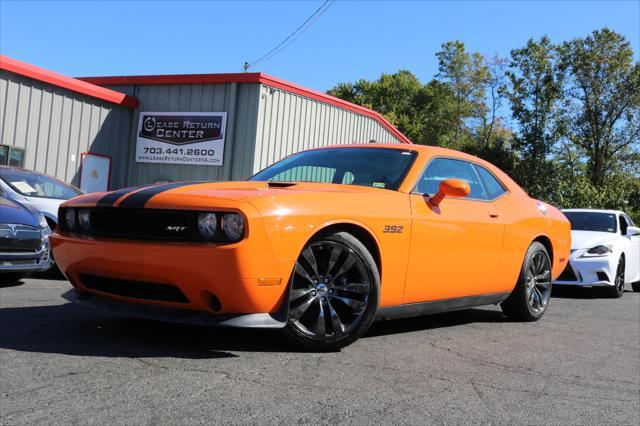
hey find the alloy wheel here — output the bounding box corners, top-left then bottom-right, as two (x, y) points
(288, 241), (371, 338)
(526, 251), (552, 315)
(615, 259), (625, 294)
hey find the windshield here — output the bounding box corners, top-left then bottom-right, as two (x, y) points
(564, 211), (618, 233)
(0, 168), (82, 200)
(249, 147), (417, 191)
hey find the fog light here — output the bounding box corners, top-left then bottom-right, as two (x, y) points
(197, 213), (217, 239)
(78, 209), (91, 231)
(64, 208), (76, 230)
(222, 213), (245, 242)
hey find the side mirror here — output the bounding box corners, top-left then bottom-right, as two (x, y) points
(627, 226), (640, 237)
(429, 179), (471, 206)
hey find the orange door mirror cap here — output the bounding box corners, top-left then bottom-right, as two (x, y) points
(429, 179), (471, 206)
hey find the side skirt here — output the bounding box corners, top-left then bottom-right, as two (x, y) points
(376, 292), (511, 320)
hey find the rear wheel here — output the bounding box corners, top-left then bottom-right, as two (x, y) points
(603, 257), (625, 298)
(632, 282), (640, 292)
(501, 242), (552, 321)
(284, 231), (380, 352)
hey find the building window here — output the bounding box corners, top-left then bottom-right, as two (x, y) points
(0, 145), (25, 167)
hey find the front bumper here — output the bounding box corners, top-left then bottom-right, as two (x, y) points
(0, 245), (53, 273)
(61, 289), (287, 328)
(553, 252), (617, 287)
(51, 232), (295, 318)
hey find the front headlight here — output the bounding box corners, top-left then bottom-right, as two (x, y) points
(38, 214), (51, 237)
(78, 209), (91, 231)
(64, 208), (76, 230)
(197, 213), (218, 240)
(222, 213), (245, 242)
(581, 245), (613, 257)
(38, 213), (48, 229)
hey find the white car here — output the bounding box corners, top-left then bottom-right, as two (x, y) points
(554, 209), (640, 297)
(0, 166), (83, 230)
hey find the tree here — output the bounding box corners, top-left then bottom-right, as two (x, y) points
(504, 36), (565, 200)
(435, 41), (488, 146)
(478, 54), (508, 148)
(558, 28), (640, 187)
(327, 71), (459, 146)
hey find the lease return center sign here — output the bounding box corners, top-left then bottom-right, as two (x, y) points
(136, 112), (227, 165)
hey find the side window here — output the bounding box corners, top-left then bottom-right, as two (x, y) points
(416, 158), (486, 200)
(474, 164), (507, 200)
(619, 215), (629, 235)
(0, 145), (26, 167)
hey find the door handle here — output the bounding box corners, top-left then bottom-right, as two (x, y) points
(488, 211), (501, 218)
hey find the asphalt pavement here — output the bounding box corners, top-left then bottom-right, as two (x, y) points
(1, 278), (639, 425)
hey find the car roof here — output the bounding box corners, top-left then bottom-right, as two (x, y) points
(302, 143), (528, 196)
(562, 208), (624, 215)
(306, 143), (497, 163)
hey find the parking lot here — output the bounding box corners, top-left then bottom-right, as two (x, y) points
(1, 278), (638, 425)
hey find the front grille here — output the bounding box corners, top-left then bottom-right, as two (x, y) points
(0, 224), (42, 251)
(79, 273), (189, 303)
(558, 264), (578, 281)
(0, 248), (38, 254)
(0, 259), (38, 266)
(85, 208), (192, 241)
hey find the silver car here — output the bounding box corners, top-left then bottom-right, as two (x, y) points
(0, 166), (83, 230)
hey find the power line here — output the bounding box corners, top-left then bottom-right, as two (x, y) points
(244, 0), (334, 71)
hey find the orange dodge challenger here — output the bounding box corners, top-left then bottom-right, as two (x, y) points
(51, 144), (570, 351)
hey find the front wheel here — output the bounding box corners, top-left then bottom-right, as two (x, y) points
(283, 231), (380, 352)
(501, 242), (552, 321)
(603, 257), (625, 298)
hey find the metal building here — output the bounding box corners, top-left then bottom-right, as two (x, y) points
(1, 55), (410, 192)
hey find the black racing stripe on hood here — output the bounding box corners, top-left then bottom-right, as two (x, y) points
(117, 182), (203, 208)
(96, 186), (142, 207)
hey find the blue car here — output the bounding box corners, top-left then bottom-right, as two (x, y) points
(0, 196), (53, 283)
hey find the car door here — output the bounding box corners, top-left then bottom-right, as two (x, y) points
(620, 214), (640, 282)
(403, 158), (506, 303)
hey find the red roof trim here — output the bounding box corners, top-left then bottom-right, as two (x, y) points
(79, 72), (412, 144)
(0, 55), (139, 109)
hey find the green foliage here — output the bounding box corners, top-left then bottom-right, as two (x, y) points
(558, 28), (640, 187)
(435, 41), (489, 146)
(327, 28), (640, 220)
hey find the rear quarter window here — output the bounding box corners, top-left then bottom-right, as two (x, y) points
(473, 165), (507, 200)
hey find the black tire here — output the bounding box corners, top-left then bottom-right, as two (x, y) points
(283, 231), (380, 352)
(603, 257), (625, 298)
(632, 282), (640, 292)
(501, 242), (552, 321)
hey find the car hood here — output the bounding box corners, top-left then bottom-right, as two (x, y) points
(65, 181), (388, 209)
(21, 196), (64, 219)
(0, 197), (40, 226)
(570, 230), (618, 250)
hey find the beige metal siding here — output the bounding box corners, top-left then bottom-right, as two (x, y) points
(253, 85), (400, 172)
(0, 70), (133, 188)
(102, 82), (261, 185)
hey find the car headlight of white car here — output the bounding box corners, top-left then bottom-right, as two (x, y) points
(580, 244), (613, 257)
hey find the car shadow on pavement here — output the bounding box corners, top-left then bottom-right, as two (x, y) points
(366, 307), (509, 338)
(550, 285), (636, 299)
(0, 301), (513, 356)
(0, 280), (26, 289)
(0, 303), (288, 358)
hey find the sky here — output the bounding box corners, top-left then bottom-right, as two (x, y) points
(1, 0), (639, 92)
